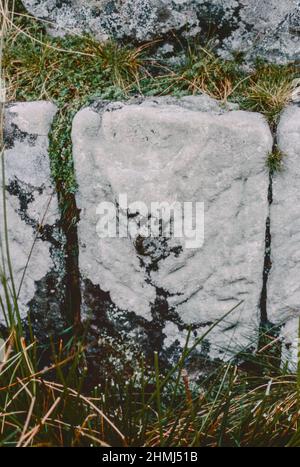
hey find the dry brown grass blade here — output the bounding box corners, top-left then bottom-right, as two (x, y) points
(0, 333), (14, 373)
(20, 337), (35, 375)
(43, 379), (127, 446)
(20, 396), (61, 447)
(72, 413), (97, 446)
(0, 345), (84, 392)
(17, 396), (36, 447)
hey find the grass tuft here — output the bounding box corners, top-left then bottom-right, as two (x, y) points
(1, 319), (300, 447)
(162, 43), (247, 101)
(267, 148), (285, 173)
(241, 63), (296, 126)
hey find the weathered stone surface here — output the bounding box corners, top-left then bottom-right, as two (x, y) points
(268, 105), (300, 365)
(21, 0), (300, 63)
(72, 96), (272, 360)
(0, 101), (64, 325)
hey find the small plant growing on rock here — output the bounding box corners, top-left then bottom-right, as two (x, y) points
(267, 148), (285, 173)
(242, 63), (297, 126)
(155, 43), (246, 101)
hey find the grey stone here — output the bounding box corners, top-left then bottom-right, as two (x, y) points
(72, 96), (272, 360)
(21, 0), (300, 63)
(0, 101), (64, 325)
(267, 105), (300, 366)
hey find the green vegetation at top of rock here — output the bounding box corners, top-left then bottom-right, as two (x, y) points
(3, 13), (299, 192)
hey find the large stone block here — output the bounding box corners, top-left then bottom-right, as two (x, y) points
(268, 105), (300, 364)
(21, 0), (300, 63)
(72, 96), (272, 360)
(0, 101), (64, 327)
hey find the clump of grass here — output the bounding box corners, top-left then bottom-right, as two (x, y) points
(3, 20), (148, 102)
(4, 15), (298, 113)
(3, 17), (150, 102)
(241, 63), (297, 126)
(267, 148), (285, 173)
(169, 44), (247, 101)
(141, 43), (247, 101)
(146, 370), (298, 447)
(83, 38), (153, 90)
(1, 318), (300, 447)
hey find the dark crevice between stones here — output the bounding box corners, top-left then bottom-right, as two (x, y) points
(6, 152), (83, 351)
(25, 191), (82, 371)
(257, 135), (282, 369)
(59, 191), (81, 332)
(259, 172), (272, 327)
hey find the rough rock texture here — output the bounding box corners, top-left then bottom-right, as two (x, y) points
(21, 0), (300, 63)
(72, 96), (272, 361)
(268, 105), (300, 365)
(0, 101), (64, 327)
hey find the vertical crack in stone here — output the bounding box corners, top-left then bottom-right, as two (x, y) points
(259, 171), (273, 325)
(258, 134), (282, 362)
(59, 190), (82, 332)
(47, 108), (82, 334)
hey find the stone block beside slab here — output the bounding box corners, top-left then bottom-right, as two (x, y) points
(0, 101), (65, 331)
(268, 105), (300, 365)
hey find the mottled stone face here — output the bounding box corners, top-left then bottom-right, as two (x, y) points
(1, 102), (64, 325)
(289, 3), (300, 33)
(268, 105), (300, 366)
(21, 0), (300, 63)
(72, 96), (272, 360)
